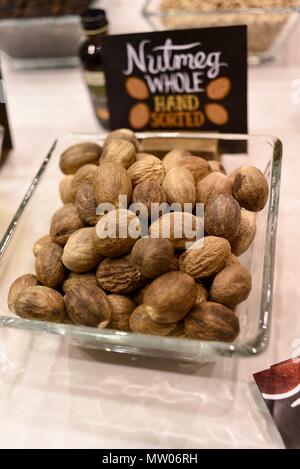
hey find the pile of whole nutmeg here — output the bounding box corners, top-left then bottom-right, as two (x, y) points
(7, 129), (269, 343)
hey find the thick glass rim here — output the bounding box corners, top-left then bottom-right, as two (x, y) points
(0, 132), (282, 361)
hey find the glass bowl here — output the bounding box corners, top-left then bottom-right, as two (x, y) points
(0, 132), (282, 362)
(142, 0), (300, 65)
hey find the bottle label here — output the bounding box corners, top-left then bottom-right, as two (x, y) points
(84, 71), (110, 126)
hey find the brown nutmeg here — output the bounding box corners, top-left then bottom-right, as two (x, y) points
(64, 285), (112, 328)
(167, 322), (187, 338)
(230, 208), (256, 256)
(172, 155), (211, 184)
(93, 162), (132, 208)
(62, 272), (98, 293)
(100, 139), (136, 169)
(59, 175), (74, 204)
(184, 302), (239, 342)
(8, 274), (39, 312)
(162, 167), (196, 209)
(14, 286), (66, 322)
(210, 264), (252, 307)
(35, 242), (67, 289)
(128, 155), (165, 186)
(208, 160), (226, 175)
(50, 204), (85, 246)
(130, 305), (177, 336)
(131, 237), (177, 279)
(134, 282), (151, 305)
(196, 172), (232, 206)
(132, 180), (167, 215)
(75, 183), (99, 226)
(33, 234), (52, 257)
(103, 128), (139, 152)
(225, 253), (240, 267)
(162, 149), (191, 173)
(62, 227), (103, 273)
(194, 283), (208, 307)
(232, 166), (269, 211)
(108, 294), (136, 331)
(149, 212), (203, 251)
(94, 209), (140, 258)
(204, 194), (241, 240)
(179, 236), (230, 279)
(69, 164), (97, 201)
(96, 256), (146, 294)
(60, 142), (102, 175)
(143, 271), (197, 324)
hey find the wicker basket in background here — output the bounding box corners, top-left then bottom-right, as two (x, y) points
(0, 0), (94, 18)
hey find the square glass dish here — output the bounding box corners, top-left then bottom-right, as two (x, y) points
(142, 0), (300, 65)
(0, 132), (282, 362)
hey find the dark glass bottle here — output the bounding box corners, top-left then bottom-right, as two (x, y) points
(79, 9), (110, 129)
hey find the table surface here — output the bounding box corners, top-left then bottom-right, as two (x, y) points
(1, 0), (300, 449)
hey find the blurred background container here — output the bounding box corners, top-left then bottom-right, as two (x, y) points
(143, 0), (300, 65)
(0, 0), (94, 68)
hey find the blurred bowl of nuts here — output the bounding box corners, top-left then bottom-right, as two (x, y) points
(0, 130), (282, 362)
(143, 0), (300, 65)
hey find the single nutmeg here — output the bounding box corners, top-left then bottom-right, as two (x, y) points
(210, 264), (252, 307)
(62, 271), (98, 293)
(14, 286), (66, 322)
(230, 208), (256, 256)
(100, 139), (136, 169)
(194, 283), (208, 307)
(132, 180), (167, 215)
(33, 234), (51, 257)
(69, 164), (97, 201)
(65, 285), (112, 328)
(103, 128), (139, 152)
(96, 255), (146, 294)
(143, 271), (197, 323)
(75, 183), (99, 226)
(35, 242), (67, 289)
(136, 152), (157, 161)
(93, 162), (132, 208)
(62, 227), (103, 273)
(167, 322), (187, 338)
(196, 172), (232, 206)
(128, 155), (165, 186)
(204, 194), (241, 240)
(60, 142), (102, 174)
(7, 273), (39, 312)
(179, 236), (231, 279)
(108, 294), (136, 331)
(134, 282), (151, 305)
(163, 167), (196, 208)
(208, 160), (226, 175)
(130, 305), (177, 336)
(94, 209), (141, 258)
(149, 212), (203, 251)
(184, 302), (239, 342)
(59, 175), (74, 204)
(50, 204), (85, 246)
(232, 166), (269, 211)
(225, 253), (240, 267)
(173, 155), (211, 184)
(162, 149), (191, 173)
(131, 237), (177, 279)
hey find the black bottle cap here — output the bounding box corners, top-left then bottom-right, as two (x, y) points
(81, 8), (108, 32)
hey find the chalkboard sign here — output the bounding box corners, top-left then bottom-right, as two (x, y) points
(102, 25), (247, 133)
(0, 66), (13, 164)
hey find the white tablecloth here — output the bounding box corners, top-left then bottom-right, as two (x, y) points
(1, 0), (300, 449)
